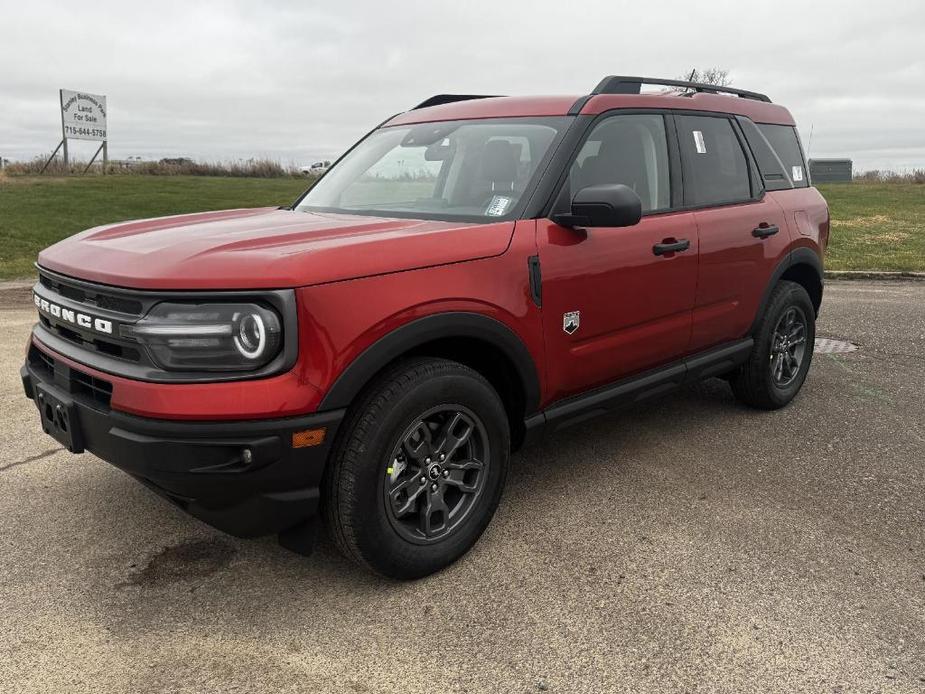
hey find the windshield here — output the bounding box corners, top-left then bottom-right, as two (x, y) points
(295, 117), (568, 222)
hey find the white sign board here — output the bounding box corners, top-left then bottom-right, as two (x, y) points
(60, 89), (107, 141)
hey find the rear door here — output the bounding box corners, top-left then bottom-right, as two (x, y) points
(538, 112), (698, 403)
(675, 114), (791, 352)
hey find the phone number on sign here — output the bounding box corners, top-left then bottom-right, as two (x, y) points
(64, 125), (106, 138)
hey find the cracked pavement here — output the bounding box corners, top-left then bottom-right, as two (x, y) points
(1, 280), (923, 693)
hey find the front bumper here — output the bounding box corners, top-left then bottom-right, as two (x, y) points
(22, 346), (344, 538)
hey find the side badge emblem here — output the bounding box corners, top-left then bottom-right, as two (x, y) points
(563, 311), (580, 335)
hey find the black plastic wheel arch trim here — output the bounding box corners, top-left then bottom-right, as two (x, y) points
(317, 312), (541, 414)
(748, 247), (823, 335)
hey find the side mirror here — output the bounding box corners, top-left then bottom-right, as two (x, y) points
(552, 184), (642, 228)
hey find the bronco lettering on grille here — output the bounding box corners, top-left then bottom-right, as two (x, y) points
(34, 292), (114, 335)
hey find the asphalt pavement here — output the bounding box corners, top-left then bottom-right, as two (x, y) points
(1, 280), (923, 693)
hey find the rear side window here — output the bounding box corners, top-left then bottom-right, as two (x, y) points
(676, 116), (752, 206)
(757, 124), (809, 188)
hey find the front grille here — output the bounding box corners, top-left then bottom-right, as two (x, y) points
(38, 314), (141, 361)
(28, 345), (113, 409)
(36, 270), (149, 366)
(40, 273), (143, 315)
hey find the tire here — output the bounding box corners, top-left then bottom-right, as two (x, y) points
(322, 357), (510, 579)
(731, 280), (815, 410)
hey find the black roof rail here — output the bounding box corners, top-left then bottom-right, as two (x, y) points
(591, 75), (771, 103)
(412, 94), (501, 110)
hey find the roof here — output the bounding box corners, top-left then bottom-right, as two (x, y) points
(385, 91), (795, 128)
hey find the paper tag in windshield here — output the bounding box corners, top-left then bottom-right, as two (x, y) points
(792, 165), (804, 182)
(486, 195), (512, 216)
(693, 130), (707, 154)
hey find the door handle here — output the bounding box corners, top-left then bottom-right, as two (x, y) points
(653, 238), (690, 256)
(752, 223), (780, 239)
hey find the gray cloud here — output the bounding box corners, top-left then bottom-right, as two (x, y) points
(1, 0), (922, 170)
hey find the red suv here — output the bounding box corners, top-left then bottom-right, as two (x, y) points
(22, 76), (829, 578)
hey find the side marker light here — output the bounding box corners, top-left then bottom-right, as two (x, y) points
(292, 428), (326, 448)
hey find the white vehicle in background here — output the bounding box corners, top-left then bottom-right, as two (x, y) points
(299, 161), (331, 176)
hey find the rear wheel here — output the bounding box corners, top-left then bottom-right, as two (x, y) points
(323, 358), (509, 579)
(732, 280), (815, 409)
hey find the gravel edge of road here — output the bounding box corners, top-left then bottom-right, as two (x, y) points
(824, 270), (925, 280)
(0, 280), (34, 291)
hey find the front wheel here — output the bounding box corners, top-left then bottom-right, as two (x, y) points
(323, 358), (510, 579)
(731, 280), (816, 410)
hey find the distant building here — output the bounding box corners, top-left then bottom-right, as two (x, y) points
(809, 159), (852, 183)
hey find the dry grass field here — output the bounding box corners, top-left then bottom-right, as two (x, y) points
(0, 175), (922, 280)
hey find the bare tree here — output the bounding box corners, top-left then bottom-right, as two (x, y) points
(678, 68), (732, 86)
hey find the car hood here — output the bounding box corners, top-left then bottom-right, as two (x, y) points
(37, 208), (516, 290)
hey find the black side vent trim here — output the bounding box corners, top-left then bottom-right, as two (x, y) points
(528, 256), (542, 308)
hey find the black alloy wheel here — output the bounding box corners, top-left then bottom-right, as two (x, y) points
(769, 305), (808, 387)
(384, 405), (489, 544)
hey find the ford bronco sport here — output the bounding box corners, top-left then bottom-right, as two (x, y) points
(22, 76), (829, 579)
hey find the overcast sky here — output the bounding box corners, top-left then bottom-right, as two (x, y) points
(2, 0), (923, 171)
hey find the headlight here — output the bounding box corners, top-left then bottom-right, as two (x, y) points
(122, 302), (283, 372)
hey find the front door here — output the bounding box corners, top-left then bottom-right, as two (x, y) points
(537, 113), (698, 404)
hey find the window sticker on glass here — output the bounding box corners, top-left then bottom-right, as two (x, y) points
(693, 130), (707, 154)
(792, 165), (804, 182)
(486, 195), (512, 216)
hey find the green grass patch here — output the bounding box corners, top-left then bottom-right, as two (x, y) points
(1, 176), (922, 279)
(0, 175), (310, 280)
(818, 183), (925, 272)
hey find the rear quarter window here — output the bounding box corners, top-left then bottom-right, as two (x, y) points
(757, 124), (809, 189)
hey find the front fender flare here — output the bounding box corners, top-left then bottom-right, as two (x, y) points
(318, 312), (541, 413)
